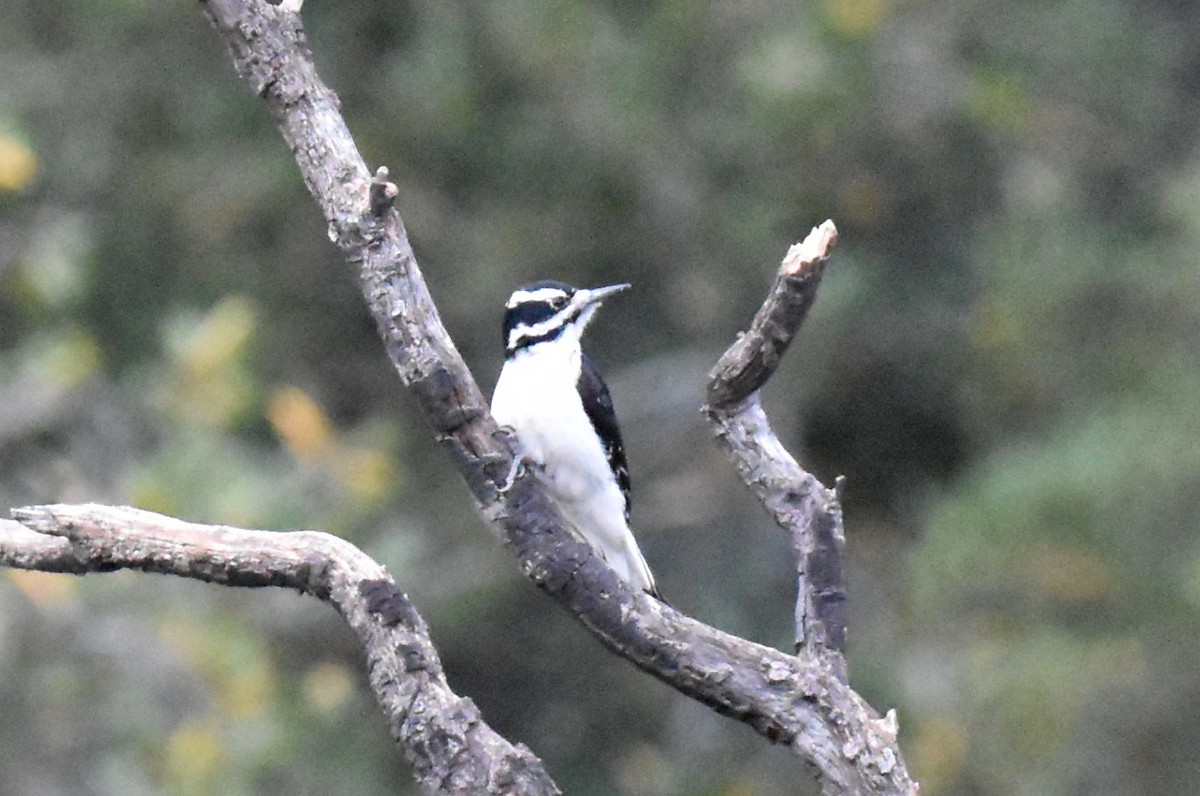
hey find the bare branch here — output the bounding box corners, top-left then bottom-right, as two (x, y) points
(195, 1), (914, 792)
(2, 502), (909, 794)
(0, 3), (920, 793)
(2, 505), (561, 796)
(0, 518), (87, 572)
(708, 221), (840, 407)
(704, 222), (850, 679)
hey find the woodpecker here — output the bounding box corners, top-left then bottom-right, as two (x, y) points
(491, 280), (659, 598)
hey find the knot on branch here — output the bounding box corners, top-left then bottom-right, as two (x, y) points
(361, 578), (418, 628)
(369, 166), (399, 216)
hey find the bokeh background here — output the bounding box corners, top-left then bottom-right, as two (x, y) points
(3, 0), (1200, 794)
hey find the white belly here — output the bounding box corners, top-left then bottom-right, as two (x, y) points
(492, 351), (619, 510)
(491, 347), (655, 593)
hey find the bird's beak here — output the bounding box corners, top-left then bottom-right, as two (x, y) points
(581, 283), (631, 305)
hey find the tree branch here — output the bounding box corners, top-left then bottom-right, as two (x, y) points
(1, 506), (561, 795)
(705, 222), (850, 680)
(1, 1), (917, 793)
(202, 0), (916, 791)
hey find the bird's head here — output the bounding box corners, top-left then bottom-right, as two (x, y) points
(502, 280), (630, 357)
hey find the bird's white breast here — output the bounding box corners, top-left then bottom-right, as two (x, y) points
(491, 337), (629, 543)
(491, 337), (609, 497)
(490, 284), (657, 595)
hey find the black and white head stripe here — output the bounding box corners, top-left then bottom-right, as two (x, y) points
(505, 282), (576, 310)
(502, 280), (629, 356)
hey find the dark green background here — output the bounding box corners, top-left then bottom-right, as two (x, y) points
(3, 1), (1199, 793)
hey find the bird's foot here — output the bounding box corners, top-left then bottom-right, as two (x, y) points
(495, 455), (526, 494)
(493, 426), (533, 493)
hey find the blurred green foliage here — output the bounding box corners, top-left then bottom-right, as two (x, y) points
(3, 0), (1199, 793)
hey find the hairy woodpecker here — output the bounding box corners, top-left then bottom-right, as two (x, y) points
(492, 280), (659, 597)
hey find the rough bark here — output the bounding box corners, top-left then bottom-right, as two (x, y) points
(1, 2), (918, 794)
(705, 222), (850, 681)
(1, 507), (560, 795)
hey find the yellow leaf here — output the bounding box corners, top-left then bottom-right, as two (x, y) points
(0, 135), (38, 192)
(267, 385), (335, 460)
(825, 0), (888, 39)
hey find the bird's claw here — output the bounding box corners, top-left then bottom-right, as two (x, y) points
(493, 424), (525, 494)
(496, 455), (526, 494)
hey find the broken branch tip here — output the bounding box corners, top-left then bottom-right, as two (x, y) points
(780, 219), (838, 276)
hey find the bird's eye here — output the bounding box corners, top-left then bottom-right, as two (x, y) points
(550, 296), (567, 310)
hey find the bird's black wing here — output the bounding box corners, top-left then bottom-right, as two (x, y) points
(578, 352), (631, 521)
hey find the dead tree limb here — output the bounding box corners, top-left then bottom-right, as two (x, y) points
(1, 1), (917, 793)
(199, 1), (915, 788)
(0, 507), (561, 795)
(705, 222), (850, 682)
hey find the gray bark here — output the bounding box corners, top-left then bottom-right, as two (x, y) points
(1, 2), (917, 793)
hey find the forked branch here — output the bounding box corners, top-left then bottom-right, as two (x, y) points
(0, 1), (916, 793)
